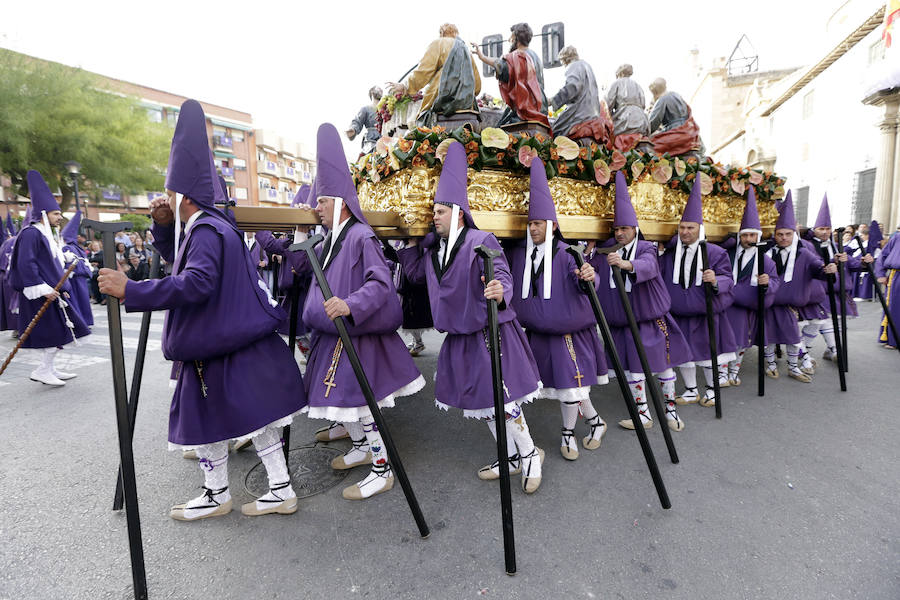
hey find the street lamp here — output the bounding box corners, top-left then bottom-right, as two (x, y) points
(64, 161), (82, 214)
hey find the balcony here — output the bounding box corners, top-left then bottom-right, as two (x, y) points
(213, 135), (233, 151)
(299, 169), (312, 183)
(260, 188), (279, 203)
(283, 190), (295, 205)
(281, 165), (298, 182)
(258, 160), (278, 176)
(220, 166), (235, 182)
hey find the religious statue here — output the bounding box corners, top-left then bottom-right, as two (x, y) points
(606, 64), (650, 150)
(647, 78), (704, 157)
(389, 23), (482, 129)
(548, 46), (614, 147)
(345, 86), (383, 155)
(472, 22), (550, 132)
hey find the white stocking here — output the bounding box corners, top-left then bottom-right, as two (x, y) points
(345, 415), (393, 499)
(252, 427), (289, 488)
(341, 421), (369, 464)
(506, 405), (540, 480)
(560, 401), (579, 451)
(679, 364), (698, 390)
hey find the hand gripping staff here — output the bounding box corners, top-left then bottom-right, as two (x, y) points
(566, 245), (671, 509)
(290, 234), (429, 539)
(83, 219), (147, 600)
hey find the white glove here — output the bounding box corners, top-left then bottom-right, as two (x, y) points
(63, 250), (77, 262)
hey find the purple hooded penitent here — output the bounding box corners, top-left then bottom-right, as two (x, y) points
(316, 123), (368, 226)
(434, 141), (476, 229)
(739, 186), (761, 234)
(813, 194), (831, 229)
(27, 171), (61, 218)
(681, 175), (703, 225)
(868, 219), (883, 254)
(23, 205), (33, 225)
(775, 191), (797, 231)
(291, 184), (311, 208)
(61, 210), (82, 245)
(613, 170), (638, 228)
(4, 214), (14, 238)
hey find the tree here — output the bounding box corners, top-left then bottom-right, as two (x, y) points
(0, 49), (172, 211)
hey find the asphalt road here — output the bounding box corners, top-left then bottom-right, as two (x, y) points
(0, 301), (897, 599)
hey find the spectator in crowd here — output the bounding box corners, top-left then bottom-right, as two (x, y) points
(88, 240), (105, 304)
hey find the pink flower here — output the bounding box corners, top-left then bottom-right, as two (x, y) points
(518, 146), (539, 167)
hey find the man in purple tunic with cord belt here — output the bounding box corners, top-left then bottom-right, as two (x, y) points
(506, 159), (609, 462)
(296, 123), (425, 501)
(99, 99), (307, 521)
(398, 141), (545, 493)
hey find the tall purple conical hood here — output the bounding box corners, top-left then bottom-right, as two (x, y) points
(27, 170), (61, 217)
(316, 123), (368, 225)
(868, 219), (883, 252)
(61, 210), (82, 243)
(23, 205), (33, 224)
(775, 190), (797, 231)
(813, 194), (831, 229)
(681, 175), (703, 224)
(527, 159), (557, 222)
(217, 175), (230, 202)
(291, 184), (311, 208)
(165, 99), (226, 213)
(739, 186), (761, 232)
(612, 170), (638, 228)
(4, 213), (13, 237)
(434, 141), (476, 228)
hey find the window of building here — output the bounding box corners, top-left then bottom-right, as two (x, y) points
(802, 91), (814, 120)
(213, 127), (227, 138)
(795, 186), (810, 226)
(851, 168), (877, 223)
(146, 107), (163, 123)
(232, 130), (244, 142)
(233, 158), (247, 170)
(234, 187), (248, 201)
(166, 110), (178, 126)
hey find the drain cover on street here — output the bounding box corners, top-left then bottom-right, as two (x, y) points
(244, 445), (348, 499)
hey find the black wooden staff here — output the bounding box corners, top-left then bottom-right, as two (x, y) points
(835, 228), (849, 371)
(756, 243), (767, 397)
(474, 245), (517, 575)
(282, 266), (302, 467)
(85, 219), (147, 600)
(610, 266), (679, 464)
(816, 243), (847, 391)
(856, 235), (900, 356)
(566, 245), (670, 509)
(698, 241), (722, 419)
(290, 235), (429, 538)
(113, 249), (161, 511)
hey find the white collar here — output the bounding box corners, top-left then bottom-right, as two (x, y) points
(673, 234), (704, 288)
(733, 244), (759, 286)
(522, 223), (554, 300)
(185, 210), (204, 234)
(323, 215), (352, 267)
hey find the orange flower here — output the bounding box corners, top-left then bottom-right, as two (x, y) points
(535, 134), (546, 143)
(520, 132), (531, 139)
(669, 180), (679, 188)
(398, 139), (413, 152)
(467, 152), (477, 165)
(417, 126), (432, 134)
(686, 173), (695, 181)
(686, 157), (698, 165)
(576, 159), (584, 171)
(433, 125), (446, 133)
(579, 147), (589, 159)
(496, 152), (505, 162)
(558, 162), (568, 174)
(590, 143), (598, 153)
(412, 155), (425, 167)
(550, 148), (559, 160)
(466, 141), (479, 152)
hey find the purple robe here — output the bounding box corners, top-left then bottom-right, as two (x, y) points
(124, 213), (306, 446)
(724, 246), (799, 347)
(507, 237), (607, 391)
(398, 228), (541, 416)
(769, 241), (829, 325)
(659, 241), (738, 363)
(588, 238), (690, 374)
(804, 236), (859, 317)
(61, 242), (94, 327)
(301, 219), (422, 418)
(7, 226), (90, 348)
(0, 236), (18, 331)
(255, 231), (311, 337)
(875, 234), (900, 347)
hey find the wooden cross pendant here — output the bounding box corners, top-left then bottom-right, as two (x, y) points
(323, 379), (336, 398)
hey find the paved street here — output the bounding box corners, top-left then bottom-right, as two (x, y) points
(0, 301), (898, 600)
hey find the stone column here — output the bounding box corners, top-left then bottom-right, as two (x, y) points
(870, 96), (900, 229)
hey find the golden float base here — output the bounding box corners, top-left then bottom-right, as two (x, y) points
(233, 166), (776, 242)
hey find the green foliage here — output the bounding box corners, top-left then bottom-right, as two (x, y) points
(0, 49), (172, 209)
(116, 213), (151, 233)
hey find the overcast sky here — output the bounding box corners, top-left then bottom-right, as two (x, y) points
(0, 0), (874, 158)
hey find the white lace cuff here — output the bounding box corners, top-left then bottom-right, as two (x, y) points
(23, 283), (55, 300)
